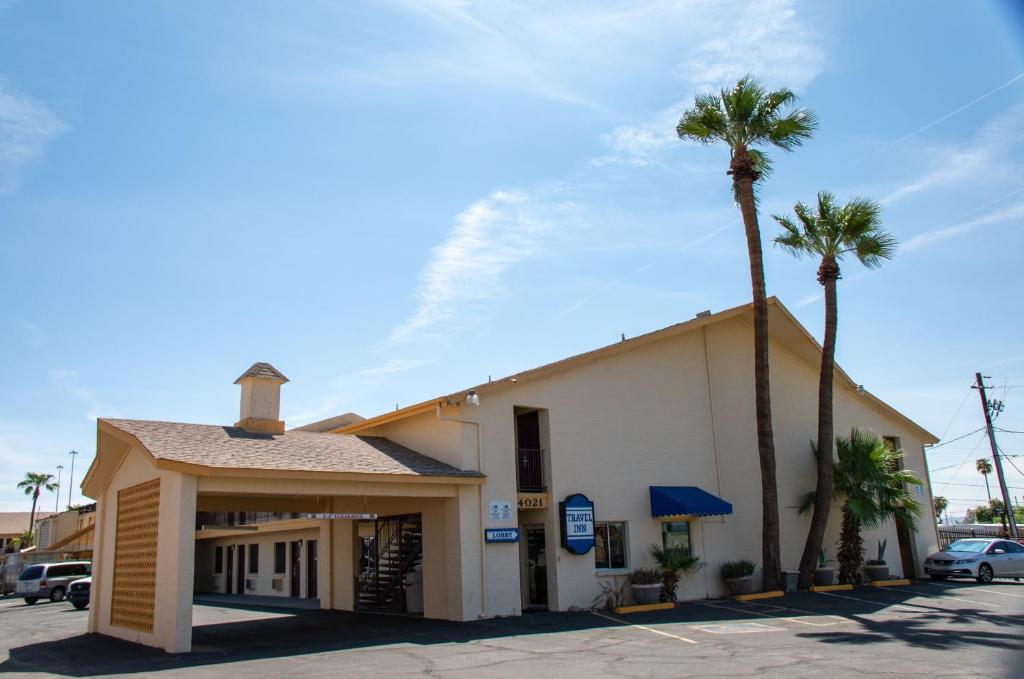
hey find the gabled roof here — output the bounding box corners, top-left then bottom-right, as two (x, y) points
(234, 362), (289, 384)
(335, 297), (938, 444)
(98, 419), (482, 479)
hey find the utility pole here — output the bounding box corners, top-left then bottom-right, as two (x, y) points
(67, 450), (79, 510)
(54, 464), (63, 513)
(974, 373), (1019, 538)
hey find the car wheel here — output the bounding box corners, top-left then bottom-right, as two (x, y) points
(977, 564), (994, 584)
(929, 574), (948, 581)
(72, 601), (88, 610)
(24, 597), (38, 605)
(49, 587), (66, 603)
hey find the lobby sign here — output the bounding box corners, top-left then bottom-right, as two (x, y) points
(485, 528), (521, 543)
(559, 493), (595, 555)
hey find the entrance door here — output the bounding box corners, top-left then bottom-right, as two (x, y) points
(306, 540), (318, 599)
(236, 544), (246, 595)
(290, 541), (302, 597)
(226, 545), (235, 594)
(895, 517), (916, 578)
(524, 526), (547, 608)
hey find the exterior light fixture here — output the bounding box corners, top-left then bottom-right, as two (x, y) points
(856, 385), (865, 394)
(466, 390), (480, 406)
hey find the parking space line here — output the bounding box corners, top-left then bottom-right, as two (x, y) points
(590, 611), (698, 644)
(875, 586), (1001, 608)
(696, 600), (849, 628)
(815, 590), (922, 612)
(975, 588), (1024, 598)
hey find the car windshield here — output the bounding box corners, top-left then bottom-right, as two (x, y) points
(945, 540), (990, 553)
(18, 565), (44, 580)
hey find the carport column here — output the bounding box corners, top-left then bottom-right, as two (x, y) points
(319, 514), (332, 610)
(87, 488), (108, 634)
(330, 515), (356, 611)
(443, 485), (483, 620)
(153, 472), (197, 653)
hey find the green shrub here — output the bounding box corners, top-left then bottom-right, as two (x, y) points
(720, 559), (756, 580)
(628, 568), (661, 585)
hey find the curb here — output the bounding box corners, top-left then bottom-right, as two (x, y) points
(869, 579), (911, 587)
(809, 584), (854, 592)
(734, 590), (784, 601)
(612, 602), (675, 614)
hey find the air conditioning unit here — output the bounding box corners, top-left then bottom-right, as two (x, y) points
(271, 578), (283, 592)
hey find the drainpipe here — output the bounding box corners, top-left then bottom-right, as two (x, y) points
(435, 403), (487, 618)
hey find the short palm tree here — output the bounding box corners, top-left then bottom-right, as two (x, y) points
(772, 192), (896, 589)
(17, 472), (58, 542)
(802, 430), (923, 583)
(648, 544), (699, 603)
(677, 76), (817, 591)
(976, 458), (993, 504)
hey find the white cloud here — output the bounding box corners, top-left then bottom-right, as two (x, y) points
(389, 190), (575, 343)
(901, 200), (1024, 253)
(49, 369), (116, 421)
(0, 78), (65, 193)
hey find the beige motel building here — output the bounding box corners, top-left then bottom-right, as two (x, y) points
(81, 298), (940, 653)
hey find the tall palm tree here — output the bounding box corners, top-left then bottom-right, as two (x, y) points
(933, 496), (949, 524)
(772, 192), (896, 589)
(802, 430), (923, 583)
(976, 458), (993, 504)
(678, 76), (817, 589)
(17, 472), (58, 541)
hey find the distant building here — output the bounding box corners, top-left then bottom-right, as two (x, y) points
(0, 512), (53, 552)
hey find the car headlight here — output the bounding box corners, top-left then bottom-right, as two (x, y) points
(954, 558), (978, 564)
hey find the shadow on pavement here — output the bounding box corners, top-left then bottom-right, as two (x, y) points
(1, 583), (1021, 676)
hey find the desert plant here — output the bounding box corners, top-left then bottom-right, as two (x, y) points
(591, 575), (630, 611)
(720, 560), (756, 580)
(628, 568), (662, 585)
(649, 544), (699, 603)
(866, 539), (887, 566)
(678, 76), (817, 592)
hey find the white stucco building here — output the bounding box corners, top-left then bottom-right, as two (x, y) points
(82, 298), (938, 653)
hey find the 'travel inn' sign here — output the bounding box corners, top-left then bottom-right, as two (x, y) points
(559, 493), (595, 555)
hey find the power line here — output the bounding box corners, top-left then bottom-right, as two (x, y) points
(926, 427), (986, 450)
(936, 388), (974, 441)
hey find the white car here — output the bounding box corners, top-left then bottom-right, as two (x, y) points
(924, 538), (1024, 583)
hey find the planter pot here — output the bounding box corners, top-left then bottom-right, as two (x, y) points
(630, 584), (661, 605)
(864, 564), (889, 582)
(723, 575), (755, 596)
(813, 568), (836, 586)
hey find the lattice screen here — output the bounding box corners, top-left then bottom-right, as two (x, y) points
(110, 478), (160, 632)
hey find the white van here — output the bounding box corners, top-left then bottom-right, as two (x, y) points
(16, 561), (91, 604)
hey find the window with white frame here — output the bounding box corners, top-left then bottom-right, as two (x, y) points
(595, 521), (628, 570)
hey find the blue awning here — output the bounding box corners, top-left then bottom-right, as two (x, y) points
(650, 486), (733, 518)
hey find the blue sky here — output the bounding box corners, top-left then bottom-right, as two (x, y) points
(2, 0), (1023, 517)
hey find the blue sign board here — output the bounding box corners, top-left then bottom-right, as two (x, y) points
(560, 493), (595, 555)
(485, 528), (521, 543)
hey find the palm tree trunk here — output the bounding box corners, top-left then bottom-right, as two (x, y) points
(983, 474), (992, 504)
(837, 508), (863, 584)
(28, 488), (39, 540)
(731, 148), (781, 591)
(797, 262), (838, 589)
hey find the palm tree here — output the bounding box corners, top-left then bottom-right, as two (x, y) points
(678, 76), (817, 590)
(933, 496), (949, 524)
(17, 472), (58, 542)
(976, 458), (993, 504)
(648, 544), (699, 603)
(772, 192), (896, 589)
(802, 430), (923, 583)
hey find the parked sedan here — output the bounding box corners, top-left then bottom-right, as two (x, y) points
(924, 538), (1024, 583)
(66, 576), (91, 610)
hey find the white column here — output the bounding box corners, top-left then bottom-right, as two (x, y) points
(442, 486), (483, 621)
(87, 489), (107, 634)
(318, 517), (331, 609)
(153, 473), (197, 653)
(330, 518), (355, 611)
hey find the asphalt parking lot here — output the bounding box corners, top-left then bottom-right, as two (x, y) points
(0, 579), (1021, 678)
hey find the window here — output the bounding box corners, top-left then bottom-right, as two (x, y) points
(274, 542), (286, 574)
(248, 544), (259, 574)
(883, 436), (902, 452)
(214, 546), (224, 574)
(661, 521), (692, 555)
(594, 521), (628, 570)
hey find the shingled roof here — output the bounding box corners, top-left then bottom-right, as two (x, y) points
(234, 362), (289, 384)
(101, 419), (481, 478)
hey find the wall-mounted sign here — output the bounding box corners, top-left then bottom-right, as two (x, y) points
(560, 493), (595, 555)
(489, 500), (513, 522)
(485, 528), (521, 543)
(304, 513), (378, 520)
(517, 494), (548, 510)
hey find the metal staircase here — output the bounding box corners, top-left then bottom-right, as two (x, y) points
(357, 514), (423, 613)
